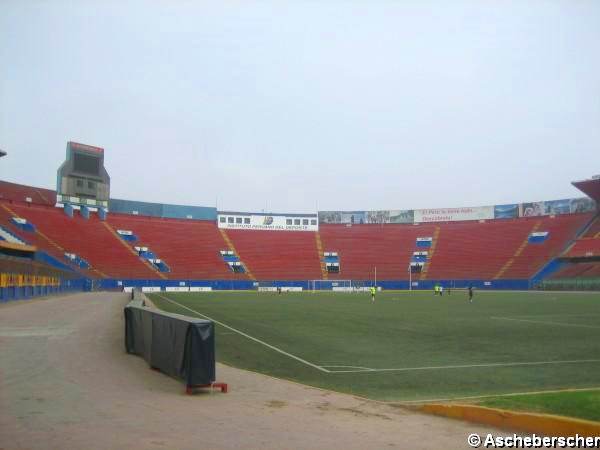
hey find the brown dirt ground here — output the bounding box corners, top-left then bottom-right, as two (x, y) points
(0, 292), (505, 450)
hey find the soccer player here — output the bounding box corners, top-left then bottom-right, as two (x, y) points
(468, 285), (473, 303)
(370, 286), (376, 302)
(439, 285), (444, 296)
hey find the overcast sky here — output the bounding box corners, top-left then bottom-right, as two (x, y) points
(1, 0), (599, 213)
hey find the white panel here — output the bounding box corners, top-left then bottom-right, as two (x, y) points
(141, 286), (162, 292)
(530, 231), (549, 237)
(189, 287), (212, 292)
(217, 213), (318, 232)
(333, 287), (370, 292)
(414, 205), (494, 223)
(258, 287), (303, 292)
(0, 227), (25, 244)
(165, 286), (190, 292)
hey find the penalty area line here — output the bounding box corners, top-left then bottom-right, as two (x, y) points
(155, 294), (330, 373)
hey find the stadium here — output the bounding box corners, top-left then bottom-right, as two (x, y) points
(2, 2), (600, 449)
(1, 143), (600, 447)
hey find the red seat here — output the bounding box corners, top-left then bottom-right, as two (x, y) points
(3, 202), (156, 279)
(0, 180), (56, 206)
(107, 214), (236, 280)
(226, 230), (322, 280)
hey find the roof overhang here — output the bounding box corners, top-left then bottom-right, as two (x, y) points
(572, 177), (600, 204)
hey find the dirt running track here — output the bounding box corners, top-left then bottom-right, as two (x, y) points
(1, 292), (504, 450)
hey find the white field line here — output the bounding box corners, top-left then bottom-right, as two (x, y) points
(155, 295), (600, 377)
(395, 386), (600, 405)
(320, 365), (374, 371)
(323, 359), (600, 374)
(507, 314), (600, 319)
(491, 316), (600, 330)
(155, 294), (330, 373)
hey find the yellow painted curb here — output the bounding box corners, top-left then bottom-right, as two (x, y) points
(419, 403), (600, 436)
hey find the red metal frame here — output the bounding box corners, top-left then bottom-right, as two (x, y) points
(186, 382), (228, 395)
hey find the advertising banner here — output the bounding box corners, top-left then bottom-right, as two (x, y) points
(569, 197), (596, 214)
(494, 204), (519, 219)
(366, 210), (414, 224)
(319, 211), (366, 224)
(319, 197), (595, 225)
(319, 209), (414, 224)
(543, 199), (571, 215)
(414, 206), (494, 223)
(218, 212), (318, 231)
(519, 197), (595, 217)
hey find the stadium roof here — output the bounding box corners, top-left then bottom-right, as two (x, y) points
(0, 150), (6, 158)
(572, 176), (600, 204)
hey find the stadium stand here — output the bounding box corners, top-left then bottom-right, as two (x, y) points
(319, 224), (437, 280)
(0, 180), (56, 205)
(1, 202), (157, 279)
(107, 214), (238, 280)
(566, 239), (600, 258)
(0, 179), (596, 285)
(551, 261), (600, 279)
(563, 214), (600, 258)
(320, 215), (592, 282)
(225, 229), (322, 281)
(501, 213), (592, 278)
(582, 215), (600, 238)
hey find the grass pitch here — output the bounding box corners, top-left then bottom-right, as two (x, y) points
(149, 290), (600, 403)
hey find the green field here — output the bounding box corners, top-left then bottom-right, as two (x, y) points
(149, 290), (600, 403)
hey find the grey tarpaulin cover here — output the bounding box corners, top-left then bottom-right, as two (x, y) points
(124, 299), (215, 386)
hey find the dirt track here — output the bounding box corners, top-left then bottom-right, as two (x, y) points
(0, 292), (503, 449)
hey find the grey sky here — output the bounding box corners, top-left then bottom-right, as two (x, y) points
(1, 0), (599, 213)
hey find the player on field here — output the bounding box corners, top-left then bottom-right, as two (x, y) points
(370, 286), (376, 302)
(468, 285), (473, 303)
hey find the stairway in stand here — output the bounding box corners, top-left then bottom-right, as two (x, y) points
(219, 228), (255, 280)
(315, 231), (328, 280)
(419, 226), (440, 280)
